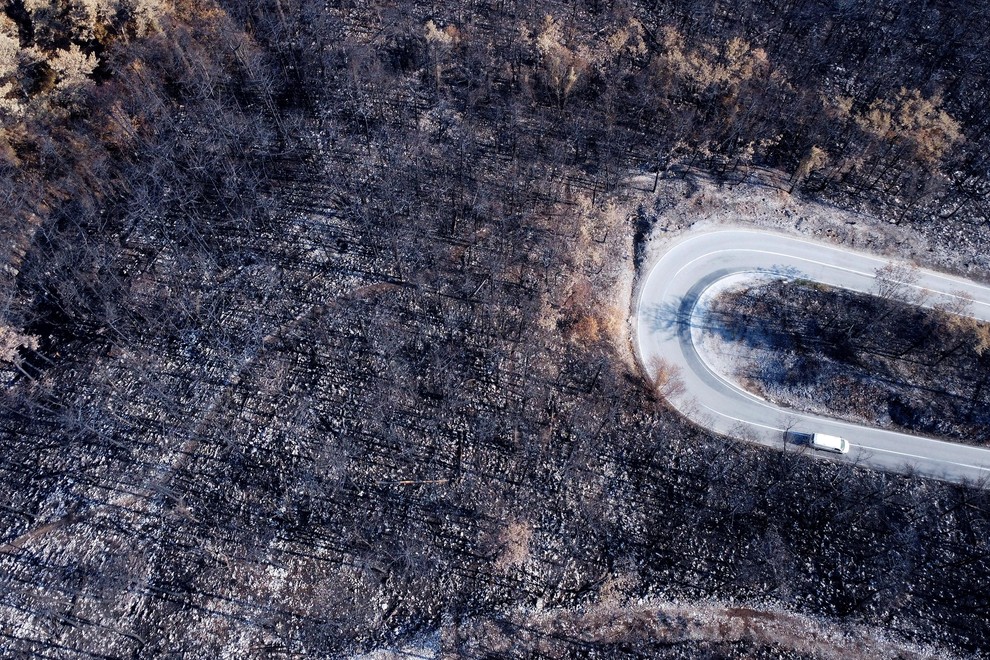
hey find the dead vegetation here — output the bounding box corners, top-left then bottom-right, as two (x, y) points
(648, 354), (686, 400)
(439, 599), (956, 659)
(2, 0), (990, 656)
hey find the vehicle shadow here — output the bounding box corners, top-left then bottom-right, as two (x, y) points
(783, 430), (813, 447)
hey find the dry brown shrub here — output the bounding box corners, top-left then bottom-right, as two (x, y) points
(0, 324), (38, 363)
(495, 520), (533, 571)
(569, 313), (601, 344)
(856, 88), (963, 164)
(647, 354), (685, 399)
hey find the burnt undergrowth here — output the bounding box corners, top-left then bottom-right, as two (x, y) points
(2, 0), (990, 657)
(708, 279), (990, 445)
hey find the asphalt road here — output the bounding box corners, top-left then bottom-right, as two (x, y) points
(636, 229), (990, 485)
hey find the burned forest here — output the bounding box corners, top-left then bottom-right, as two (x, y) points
(2, 0), (990, 656)
(706, 279), (990, 446)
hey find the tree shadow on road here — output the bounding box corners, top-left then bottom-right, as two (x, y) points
(642, 265), (802, 344)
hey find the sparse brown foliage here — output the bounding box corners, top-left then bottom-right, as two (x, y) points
(0, 324), (38, 363)
(790, 145), (829, 192)
(533, 14), (588, 106)
(856, 88), (964, 165)
(495, 520), (533, 571)
(647, 354), (685, 399)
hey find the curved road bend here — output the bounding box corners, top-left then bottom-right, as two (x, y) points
(636, 229), (990, 484)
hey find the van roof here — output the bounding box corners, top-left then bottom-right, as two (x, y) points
(812, 433), (844, 449)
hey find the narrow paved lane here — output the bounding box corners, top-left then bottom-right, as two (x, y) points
(636, 229), (990, 485)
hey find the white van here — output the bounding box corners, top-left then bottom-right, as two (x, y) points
(811, 433), (849, 454)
